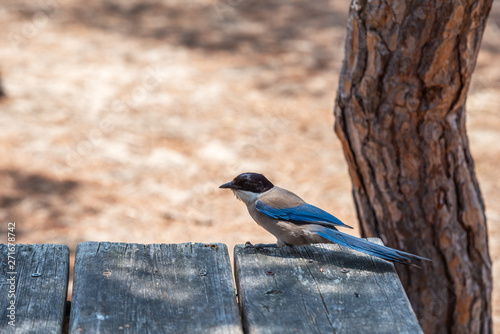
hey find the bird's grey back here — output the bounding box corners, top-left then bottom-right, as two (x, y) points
(259, 187), (305, 208)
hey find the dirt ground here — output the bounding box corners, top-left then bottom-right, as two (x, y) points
(1, 0), (499, 329)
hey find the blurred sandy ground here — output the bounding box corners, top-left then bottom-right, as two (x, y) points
(0, 0), (499, 324)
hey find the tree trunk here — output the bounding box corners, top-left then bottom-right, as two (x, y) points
(333, 1), (493, 333)
(0, 76), (4, 98)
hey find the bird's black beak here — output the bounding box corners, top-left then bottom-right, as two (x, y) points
(219, 182), (234, 189)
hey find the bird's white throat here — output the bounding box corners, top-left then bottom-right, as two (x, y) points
(232, 189), (259, 205)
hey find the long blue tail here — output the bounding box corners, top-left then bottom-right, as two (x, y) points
(314, 227), (430, 264)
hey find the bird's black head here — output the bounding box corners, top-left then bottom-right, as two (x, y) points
(219, 173), (274, 193)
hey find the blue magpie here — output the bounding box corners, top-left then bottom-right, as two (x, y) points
(220, 172), (430, 265)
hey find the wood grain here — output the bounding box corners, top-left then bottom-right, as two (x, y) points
(0, 244), (69, 333)
(69, 242), (242, 334)
(234, 239), (422, 334)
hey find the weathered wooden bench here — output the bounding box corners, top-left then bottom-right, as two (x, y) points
(0, 239), (423, 333)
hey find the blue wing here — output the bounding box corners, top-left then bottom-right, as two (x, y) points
(256, 201), (353, 229)
(255, 200), (430, 264)
(315, 227), (431, 263)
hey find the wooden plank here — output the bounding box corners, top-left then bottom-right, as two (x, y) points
(0, 244), (69, 333)
(234, 238), (423, 334)
(69, 242), (242, 333)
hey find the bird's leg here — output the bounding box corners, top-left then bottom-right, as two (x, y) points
(276, 239), (288, 248)
(245, 241), (278, 250)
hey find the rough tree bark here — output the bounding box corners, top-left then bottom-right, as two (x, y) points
(333, 1), (493, 333)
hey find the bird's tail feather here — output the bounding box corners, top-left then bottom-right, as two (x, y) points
(314, 227), (430, 264)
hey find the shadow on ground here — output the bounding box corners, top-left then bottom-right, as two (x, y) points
(8, 0), (349, 70)
(0, 169), (90, 235)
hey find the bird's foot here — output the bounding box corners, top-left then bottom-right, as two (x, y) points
(244, 242), (278, 251)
